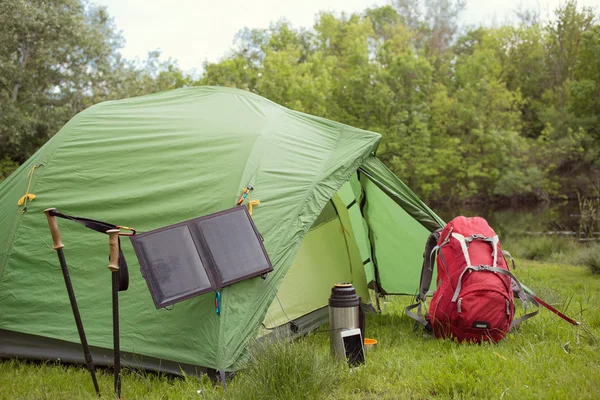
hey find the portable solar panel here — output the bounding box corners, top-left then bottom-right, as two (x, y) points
(130, 206), (272, 308)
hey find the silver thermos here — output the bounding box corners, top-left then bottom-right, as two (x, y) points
(329, 283), (365, 361)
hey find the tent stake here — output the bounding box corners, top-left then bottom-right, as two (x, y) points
(43, 208), (100, 397)
(219, 370), (228, 391)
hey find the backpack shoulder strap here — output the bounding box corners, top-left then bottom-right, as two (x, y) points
(406, 228), (442, 329)
(417, 228), (443, 301)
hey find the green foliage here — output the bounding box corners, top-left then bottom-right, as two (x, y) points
(0, 0), (193, 170)
(504, 236), (579, 262)
(1, 0), (599, 203)
(198, 0), (600, 204)
(225, 338), (344, 400)
(577, 244), (600, 274)
(571, 25), (600, 140)
(0, 0), (117, 162)
(504, 234), (600, 275)
(0, 157), (19, 182)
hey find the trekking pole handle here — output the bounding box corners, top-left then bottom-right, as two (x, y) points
(107, 229), (120, 272)
(43, 208), (64, 250)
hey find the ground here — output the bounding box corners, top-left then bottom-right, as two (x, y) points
(1, 260), (599, 399)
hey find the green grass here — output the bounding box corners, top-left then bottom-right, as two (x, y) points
(1, 261), (599, 399)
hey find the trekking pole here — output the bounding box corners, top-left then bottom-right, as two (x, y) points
(43, 208), (101, 397)
(107, 229), (122, 399)
(534, 295), (579, 326)
(521, 285), (579, 326)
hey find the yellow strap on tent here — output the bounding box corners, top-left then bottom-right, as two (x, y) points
(248, 200), (260, 216)
(17, 193), (36, 206)
(18, 164), (41, 213)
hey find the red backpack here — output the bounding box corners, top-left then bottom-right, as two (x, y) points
(406, 216), (538, 343)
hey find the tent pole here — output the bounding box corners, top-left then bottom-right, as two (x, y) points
(43, 209), (101, 397)
(107, 229), (122, 399)
(373, 283), (381, 312)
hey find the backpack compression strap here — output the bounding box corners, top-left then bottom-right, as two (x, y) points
(451, 232), (540, 328)
(48, 209), (134, 292)
(510, 279), (540, 328)
(503, 250), (541, 327)
(407, 229), (539, 331)
(405, 228), (442, 329)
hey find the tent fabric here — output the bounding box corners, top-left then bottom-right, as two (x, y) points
(0, 85), (441, 372)
(263, 197), (367, 329)
(359, 156), (445, 232)
(356, 157), (445, 294)
(0, 329), (206, 376)
(360, 177), (433, 295)
(330, 193), (371, 302)
(335, 176), (375, 282)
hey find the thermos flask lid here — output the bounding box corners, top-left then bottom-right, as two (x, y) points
(329, 282), (360, 308)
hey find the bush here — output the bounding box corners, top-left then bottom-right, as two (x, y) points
(225, 336), (343, 400)
(0, 157), (19, 182)
(577, 244), (600, 274)
(505, 235), (578, 262)
(504, 235), (600, 274)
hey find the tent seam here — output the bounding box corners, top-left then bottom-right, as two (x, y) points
(214, 94), (278, 370)
(228, 134), (380, 370)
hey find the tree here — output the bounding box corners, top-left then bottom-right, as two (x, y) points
(0, 0), (194, 173)
(571, 25), (600, 138)
(544, 0), (594, 91)
(3, 0), (599, 202)
(0, 0), (122, 162)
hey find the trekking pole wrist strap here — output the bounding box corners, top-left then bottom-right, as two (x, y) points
(48, 208), (133, 291)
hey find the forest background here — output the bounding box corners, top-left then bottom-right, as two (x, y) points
(1, 0), (599, 206)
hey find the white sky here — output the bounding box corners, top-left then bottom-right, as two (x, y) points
(94, 0), (600, 72)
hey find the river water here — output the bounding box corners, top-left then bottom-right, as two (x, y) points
(434, 201), (600, 239)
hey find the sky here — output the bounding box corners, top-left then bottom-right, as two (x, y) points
(94, 0), (600, 72)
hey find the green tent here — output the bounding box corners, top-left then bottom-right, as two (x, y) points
(0, 86), (443, 373)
